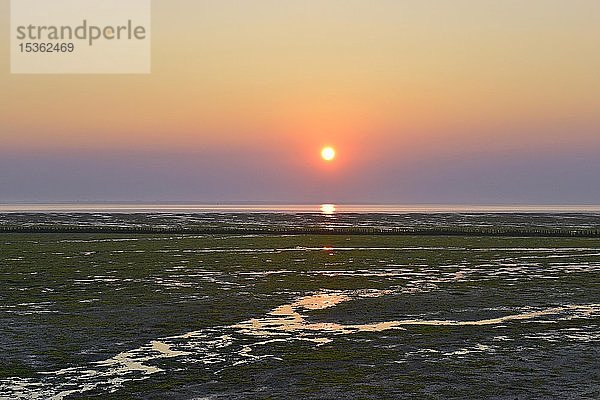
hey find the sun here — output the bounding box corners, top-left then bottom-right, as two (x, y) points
(321, 146), (336, 161)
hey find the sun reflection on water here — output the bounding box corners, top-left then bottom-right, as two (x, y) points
(320, 204), (336, 215)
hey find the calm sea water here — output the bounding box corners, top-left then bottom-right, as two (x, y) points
(0, 212), (599, 399)
(2, 203), (600, 213)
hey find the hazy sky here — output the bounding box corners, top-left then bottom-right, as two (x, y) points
(1, 0), (600, 203)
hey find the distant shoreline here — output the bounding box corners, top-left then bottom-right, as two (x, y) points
(2, 204), (600, 213)
(1, 225), (599, 238)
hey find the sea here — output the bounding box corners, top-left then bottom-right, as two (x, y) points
(0, 205), (599, 399)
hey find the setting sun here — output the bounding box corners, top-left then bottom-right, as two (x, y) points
(321, 147), (336, 161)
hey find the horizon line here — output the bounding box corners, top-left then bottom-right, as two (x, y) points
(2, 203), (600, 213)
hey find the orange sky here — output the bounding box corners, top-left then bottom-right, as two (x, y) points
(1, 1), (600, 203)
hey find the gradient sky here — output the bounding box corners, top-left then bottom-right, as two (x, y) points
(1, 0), (600, 203)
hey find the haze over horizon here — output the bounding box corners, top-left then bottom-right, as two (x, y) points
(2, 0), (600, 204)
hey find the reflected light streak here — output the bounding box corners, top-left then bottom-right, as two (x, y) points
(320, 204), (336, 215)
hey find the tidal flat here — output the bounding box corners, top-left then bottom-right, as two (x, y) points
(1, 223), (599, 398)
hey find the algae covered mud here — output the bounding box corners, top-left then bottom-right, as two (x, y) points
(0, 213), (599, 398)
